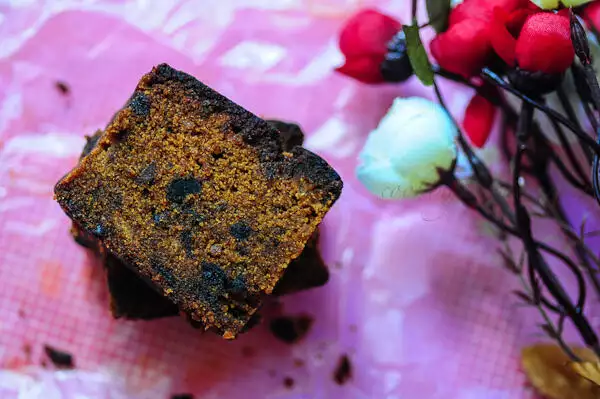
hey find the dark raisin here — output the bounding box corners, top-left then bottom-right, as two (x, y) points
(129, 92), (151, 116)
(180, 229), (194, 258)
(333, 355), (352, 385)
(226, 276), (247, 296)
(44, 345), (74, 369)
(166, 177), (202, 203)
(230, 221), (253, 241)
(201, 262), (227, 290)
(135, 162), (157, 185)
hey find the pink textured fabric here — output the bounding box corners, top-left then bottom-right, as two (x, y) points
(0, 1), (597, 398)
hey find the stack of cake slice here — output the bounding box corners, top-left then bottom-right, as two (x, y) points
(54, 64), (342, 339)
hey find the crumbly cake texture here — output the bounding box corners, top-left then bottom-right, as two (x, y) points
(55, 64), (342, 338)
(73, 125), (329, 321)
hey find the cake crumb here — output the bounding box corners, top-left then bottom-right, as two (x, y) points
(55, 81), (70, 95)
(283, 377), (295, 389)
(44, 345), (74, 369)
(333, 355), (352, 385)
(269, 314), (313, 344)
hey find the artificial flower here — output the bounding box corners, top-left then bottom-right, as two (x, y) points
(430, 0), (532, 77)
(463, 93), (497, 148)
(584, 1), (600, 32)
(335, 9), (402, 84)
(356, 97), (457, 199)
(531, 0), (595, 9)
(491, 10), (574, 75)
(504, 29), (600, 144)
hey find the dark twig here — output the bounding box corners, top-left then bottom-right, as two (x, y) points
(556, 85), (593, 163)
(513, 101), (600, 357)
(481, 67), (600, 154)
(547, 99), (590, 187)
(570, 13), (600, 206)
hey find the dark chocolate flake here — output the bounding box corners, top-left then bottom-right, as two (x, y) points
(166, 177), (202, 203)
(129, 92), (151, 116)
(44, 345), (74, 369)
(333, 355), (352, 385)
(230, 221), (253, 241)
(135, 162), (157, 185)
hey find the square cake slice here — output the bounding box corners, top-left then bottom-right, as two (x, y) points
(54, 64), (342, 338)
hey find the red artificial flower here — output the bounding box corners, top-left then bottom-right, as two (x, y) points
(431, 0), (534, 78)
(583, 1), (600, 33)
(463, 94), (497, 148)
(336, 9), (401, 84)
(491, 10), (574, 74)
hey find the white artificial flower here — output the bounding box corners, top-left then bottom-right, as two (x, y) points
(356, 97), (458, 199)
(505, 30), (600, 144)
(529, 0), (593, 8)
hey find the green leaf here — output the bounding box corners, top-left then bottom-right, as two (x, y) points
(403, 24), (434, 86)
(426, 0), (451, 33)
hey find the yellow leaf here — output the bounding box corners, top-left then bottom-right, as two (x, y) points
(572, 362), (600, 386)
(521, 343), (600, 399)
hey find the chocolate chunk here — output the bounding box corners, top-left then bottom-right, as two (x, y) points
(44, 345), (74, 369)
(135, 162), (157, 185)
(269, 315), (313, 344)
(230, 221), (252, 241)
(129, 92), (151, 116)
(166, 177), (202, 203)
(171, 395), (194, 399)
(333, 355), (352, 385)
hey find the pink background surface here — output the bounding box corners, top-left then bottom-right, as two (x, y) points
(0, 1), (598, 398)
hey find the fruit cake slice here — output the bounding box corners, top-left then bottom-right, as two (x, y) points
(72, 123), (329, 321)
(55, 64), (342, 338)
